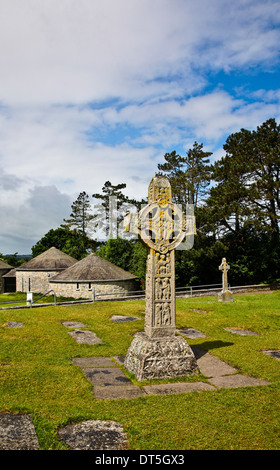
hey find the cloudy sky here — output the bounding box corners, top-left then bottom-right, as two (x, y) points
(0, 0), (280, 254)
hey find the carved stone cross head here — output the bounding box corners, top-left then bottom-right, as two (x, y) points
(219, 257), (230, 273)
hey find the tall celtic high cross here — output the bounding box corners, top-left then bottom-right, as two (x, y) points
(140, 176), (186, 338)
(124, 176), (198, 381)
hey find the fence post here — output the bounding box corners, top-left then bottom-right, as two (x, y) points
(26, 292), (33, 307)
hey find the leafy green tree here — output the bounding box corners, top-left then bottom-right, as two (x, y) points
(97, 237), (132, 270)
(0, 252), (26, 267)
(32, 227), (96, 259)
(209, 119), (280, 241)
(97, 237), (147, 284)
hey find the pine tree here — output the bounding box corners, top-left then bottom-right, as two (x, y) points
(62, 191), (95, 236)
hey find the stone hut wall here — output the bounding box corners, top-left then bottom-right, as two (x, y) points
(50, 279), (140, 300)
(16, 270), (62, 294)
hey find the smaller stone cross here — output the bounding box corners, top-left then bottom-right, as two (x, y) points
(219, 257), (230, 291)
(218, 257), (233, 302)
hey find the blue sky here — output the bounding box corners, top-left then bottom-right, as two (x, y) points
(0, 0), (280, 253)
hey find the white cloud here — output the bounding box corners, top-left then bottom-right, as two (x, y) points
(0, 0), (280, 252)
(0, 0), (279, 105)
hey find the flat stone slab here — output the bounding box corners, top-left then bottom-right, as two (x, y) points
(68, 329), (103, 344)
(6, 321), (23, 328)
(178, 328), (206, 339)
(57, 420), (128, 450)
(62, 321), (88, 328)
(143, 381), (215, 396)
(190, 308), (209, 313)
(196, 352), (238, 378)
(209, 374), (271, 389)
(94, 385), (145, 400)
(82, 367), (132, 386)
(0, 413), (39, 450)
(224, 327), (259, 336)
(110, 315), (140, 322)
(72, 351), (271, 400)
(262, 349), (280, 360)
(72, 357), (117, 368)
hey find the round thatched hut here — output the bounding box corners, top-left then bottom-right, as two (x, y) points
(49, 252), (139, 300)
(16, 247), (77, 294)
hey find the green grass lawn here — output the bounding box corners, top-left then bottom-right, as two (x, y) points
(0, 291), (279, 450)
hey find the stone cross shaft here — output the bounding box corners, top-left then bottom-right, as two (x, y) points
(219, 257), (230, 291)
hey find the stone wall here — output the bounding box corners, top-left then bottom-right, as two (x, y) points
(16, 271), (62, 294)
(50, 279), (139, 300)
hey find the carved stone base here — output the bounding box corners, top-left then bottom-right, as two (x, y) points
(218, 290), (233, 302)
(124, 332), (198, 381)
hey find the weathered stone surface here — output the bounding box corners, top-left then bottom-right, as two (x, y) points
(262, 349), (280, 360)
(178, 327), (206, 338)
(57, 420), (128, 450)
(82, 367), (132, 386)
(94, 385), (145, 400)
(6, 321), (23, 328)
(218, 258), (233, 302)
(124, 176), (197, 380)
(124, 332), (198, 381)
(0, 413), (39, 450)
(110, 315), (140, 322)
(209, 374), (271, 389)
(224, 327), (259, 336)
(195, 352), (238, 378)
(218, 290), (234, 302)
(62, 321), (87, 328)
(68, 329), (103, 344)
(143, 381), (215, 395)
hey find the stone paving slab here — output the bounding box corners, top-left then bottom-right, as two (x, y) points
(57, 419), (128, 450)
(178, 327), (206, 339)
(209, 374), (271, 389)
(110, 315), (141, 322)
(262, 349), (280, 360)
(0, 413), (39, 450)
(82, 367), (132, 386)
(6, 321), (24, 328)
(68, 329), (103, 344)
(143, 381), (215, 396)
(224, 327), (259, 336)
(62, 321), (88, 328)
(94, 385), (145, 400)
(196, 352), (238, 377)
(73, 351), (271, 400)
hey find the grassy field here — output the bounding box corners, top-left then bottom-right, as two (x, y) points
(0, 291), (279, 450)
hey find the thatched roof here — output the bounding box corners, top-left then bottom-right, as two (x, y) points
(0, 260), (13, 270)
(16, 247), (77, 272)
(2, 268), (16, 278)
(50, 253), (137, 282)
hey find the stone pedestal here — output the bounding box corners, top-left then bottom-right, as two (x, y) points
(124, 332), (197, 381)
(218, 289), (233, 302)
